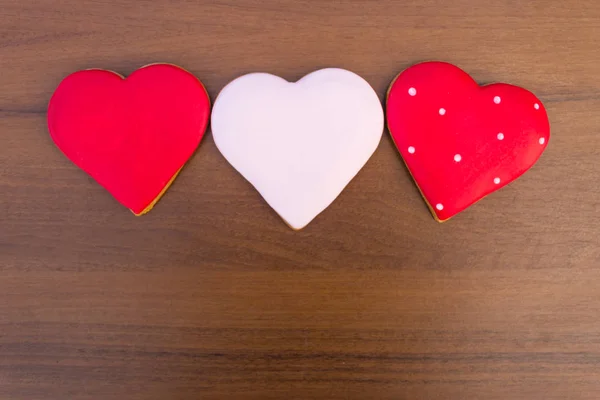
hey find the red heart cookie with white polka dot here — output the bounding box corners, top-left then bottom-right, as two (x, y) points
(387, 61), (550, 221)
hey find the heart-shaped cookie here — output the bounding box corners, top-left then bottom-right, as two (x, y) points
(48, 64), (210, 215)
(387, 62), (550, 221)
(211, 68), (384, 230)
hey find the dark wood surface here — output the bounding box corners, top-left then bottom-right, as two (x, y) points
(2, 1), (600, 399)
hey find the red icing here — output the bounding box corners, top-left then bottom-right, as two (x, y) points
(387, 62), (550, 221)
(48, 64), (210, 214)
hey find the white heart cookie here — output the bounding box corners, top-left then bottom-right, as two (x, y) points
(211, 68), (384, 230)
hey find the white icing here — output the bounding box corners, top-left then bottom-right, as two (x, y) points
(454, 154), (462, 162)
(408, 146), (415, 154)
(408, 87), (417, 96)
(494, 96), (501, 104)
(539, 137), (545, 145)
(436, 203), (444, 211)
(211, 68), (384, 230)
(439, 108), (446, 115)
(497, 132), (504, 140)
(534, 103), (540, 110)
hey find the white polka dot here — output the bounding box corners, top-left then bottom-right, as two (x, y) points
(454, 154), (462, 162)
(436, 203), (444, 211)
(439, 108), (446, 116)
(497, 133), (504, 140)
(408, 87), (417, 96)
(534, 103), (540, 110)
(408, 146), (415, 154)
(494, 96), (501, 104)
(539, 137), (545, 145)
(494, 177), (501, 185)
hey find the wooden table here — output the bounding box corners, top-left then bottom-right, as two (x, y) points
(2, 1), (599, 399)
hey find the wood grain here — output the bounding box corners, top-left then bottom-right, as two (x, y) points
(1, 1), (600, 399)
